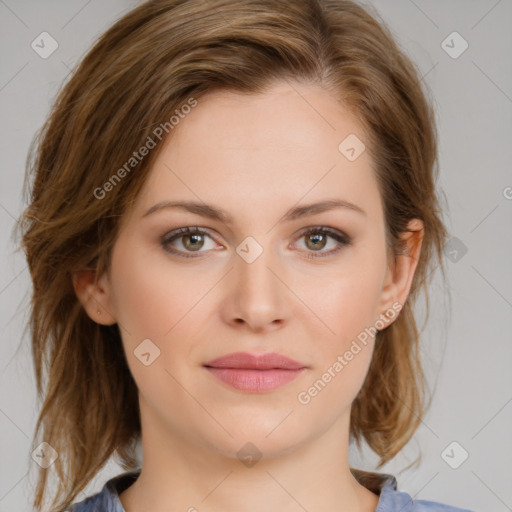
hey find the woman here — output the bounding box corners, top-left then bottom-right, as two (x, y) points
(19, 0), (474, 510)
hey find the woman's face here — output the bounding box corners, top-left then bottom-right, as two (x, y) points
(89, 80), (418, 459)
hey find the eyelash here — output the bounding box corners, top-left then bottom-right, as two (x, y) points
(160, 226), (351, 260)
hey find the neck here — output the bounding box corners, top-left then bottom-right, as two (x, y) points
(119, 400), (379, 512)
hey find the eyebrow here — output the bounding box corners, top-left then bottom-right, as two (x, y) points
(142, 198), (366, 223)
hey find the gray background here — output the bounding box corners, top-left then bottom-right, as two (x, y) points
(1, 1), (511, 510)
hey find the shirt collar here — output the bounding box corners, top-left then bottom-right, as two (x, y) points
(103, 468), (398, 510)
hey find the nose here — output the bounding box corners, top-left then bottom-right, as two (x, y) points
(223, 237), (288, 332)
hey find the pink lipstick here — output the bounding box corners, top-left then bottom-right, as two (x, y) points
(203, 352), (307, 392)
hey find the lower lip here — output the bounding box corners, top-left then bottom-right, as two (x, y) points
(204, 367), (305, 392)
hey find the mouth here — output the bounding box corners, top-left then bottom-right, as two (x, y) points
(202, 352), (307, 393)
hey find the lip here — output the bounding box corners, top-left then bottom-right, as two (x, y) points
(203, 352), (307, 393)
(204, 352), (305, 370)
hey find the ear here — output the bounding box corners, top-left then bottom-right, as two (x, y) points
(72, 269), (117, 325)
(377, 218), (424, 325)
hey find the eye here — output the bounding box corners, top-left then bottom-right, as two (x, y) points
(160, 225), (351, 259)
(293, 227), (351, 259)
(161, 226), (218, 258)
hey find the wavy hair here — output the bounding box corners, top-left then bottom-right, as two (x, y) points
(17, 0), (448, 509)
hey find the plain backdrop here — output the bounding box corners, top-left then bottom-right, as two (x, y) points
(0, 1), (511, 511)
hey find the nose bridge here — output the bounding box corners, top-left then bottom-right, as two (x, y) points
(231, 234), (285, 325)
(235, 234), (278, 293)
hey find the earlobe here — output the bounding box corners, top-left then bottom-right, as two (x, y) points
(72, 269), (117, 325)
(378, 218), (424, 324)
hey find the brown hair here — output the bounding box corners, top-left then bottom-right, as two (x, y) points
(17, 0), (448, 510)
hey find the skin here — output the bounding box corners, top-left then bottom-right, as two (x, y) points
(74, 80), (423, 511)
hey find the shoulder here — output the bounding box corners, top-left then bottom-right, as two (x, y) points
(67, 489), (117, 512)
(377, 486), (476, 512)
(67, 470), (140, 512)
(350, 469), (474, 512)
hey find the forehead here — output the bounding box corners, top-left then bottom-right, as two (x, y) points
(169, 82), (365, 158)
(131, 81), (382, 225)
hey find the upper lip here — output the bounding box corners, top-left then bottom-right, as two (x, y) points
(203, 352), (306, 370)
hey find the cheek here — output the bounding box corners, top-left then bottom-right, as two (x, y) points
(108, 241), (199, 409)
(298, 249), (386, 344)
(109, 239), (214, 343)
(295, 270), (382, 414)
(293, 244), (386, 401)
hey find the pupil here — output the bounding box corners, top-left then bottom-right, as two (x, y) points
(186, 234), (203, 250)
(308, 233), (326, 250)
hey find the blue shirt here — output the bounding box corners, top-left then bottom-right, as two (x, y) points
(68, 469), (475, 511)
